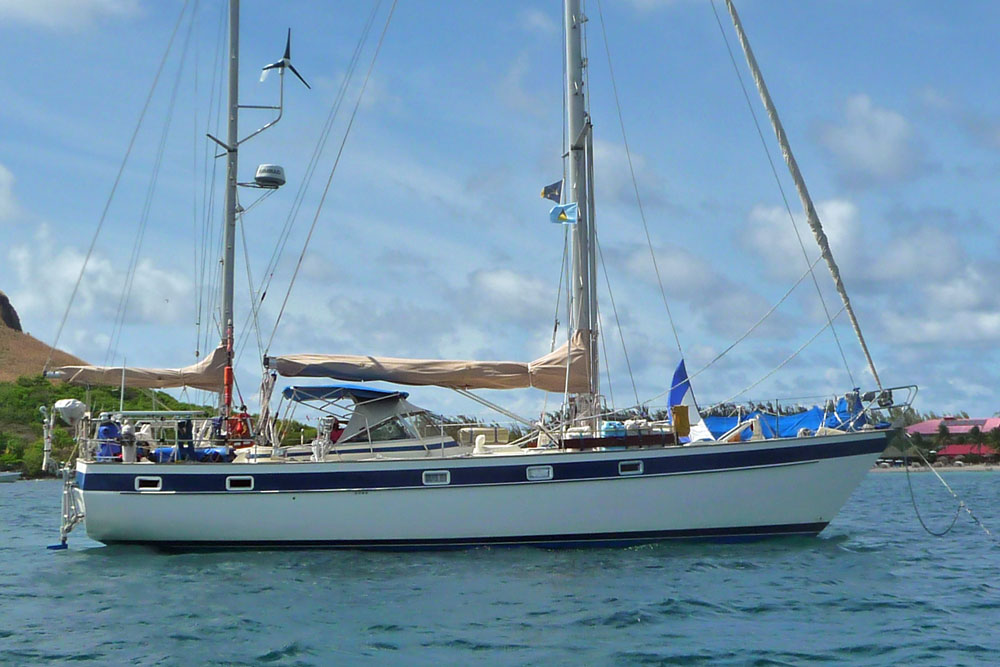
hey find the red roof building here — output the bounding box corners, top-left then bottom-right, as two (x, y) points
(934, 444), (997, 458)
(906, 417), (1000, 438)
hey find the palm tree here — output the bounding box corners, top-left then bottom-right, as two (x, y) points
(936, 423), (950, 451)
(989, 427), (1000, 450)
(969, 425), (985, 458)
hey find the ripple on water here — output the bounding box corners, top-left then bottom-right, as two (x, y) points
(2, 475), (999, 664)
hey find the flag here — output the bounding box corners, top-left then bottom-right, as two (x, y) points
(668, 360), (691, 412)
(667, 359), (714, 442)
(540, 179), (563, 203)
(549, 202), (578, 225)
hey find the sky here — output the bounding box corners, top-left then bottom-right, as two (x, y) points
(1, 0), (999, 422)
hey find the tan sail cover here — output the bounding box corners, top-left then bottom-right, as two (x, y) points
(56, 345), (227, 392)
(270, 331), (591, 393)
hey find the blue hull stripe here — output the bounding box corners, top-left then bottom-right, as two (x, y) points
(102, 521), (829, 551)
(78, 432), (887, 493)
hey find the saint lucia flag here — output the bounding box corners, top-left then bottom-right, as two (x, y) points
(540, 179), (563, 203)
(667, 359), (714, 443)
(549, 202), (578, 225)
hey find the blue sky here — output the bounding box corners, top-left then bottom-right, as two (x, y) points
(1, 0), (999, 420)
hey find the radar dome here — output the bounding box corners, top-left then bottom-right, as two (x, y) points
(254, 164), (285, 188)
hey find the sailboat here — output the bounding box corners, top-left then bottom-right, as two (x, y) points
(51, 0), (913, 549)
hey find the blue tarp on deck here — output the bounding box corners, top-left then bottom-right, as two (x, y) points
(702, 398), (866, 441)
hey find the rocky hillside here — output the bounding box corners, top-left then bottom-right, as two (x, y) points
(0, 290), (22, 331)
(0, 291), (87, 382)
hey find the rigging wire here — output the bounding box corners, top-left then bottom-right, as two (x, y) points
(249, 0), (384, 354)
(595, 301), (615, 409)
(265, 0), (399, 353)
(104, 1), (199, 367)
(708, 304), (847, 410)
(238, 191), (276, 368)
(641, 255), (822, 407)
(596, 235), (640, 407)
(195, 0), (228, 358)
(44, 0), (192, 372)
(593, 0), (688, 373)
(191, 5), (200, 359)
(709, 0), (856, 388)
(540, 227), (571, 421)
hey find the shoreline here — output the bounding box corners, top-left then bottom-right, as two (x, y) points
(870, 464), (997, 473)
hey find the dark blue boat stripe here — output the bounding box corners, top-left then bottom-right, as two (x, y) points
(102, 521), (829, 550)
(78, 432), (887, 493)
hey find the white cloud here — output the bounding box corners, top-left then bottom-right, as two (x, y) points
(747, 198), (863, 280)
(495, 52), (545, 116)
(881, 309), (1000, 345)
(592, 139), (674, 210)
(874, 225), (963, 283)
(465, 268), (553, 326)
(0, 0), (140, 30)
(819, 94), (927, 186)
(519, 9), (558, 35)
(623, 0), (683, 10)
(615, 242), (790, 340)
(918, 86), (953, 112)
(7, 225), (192, 327)
(0, 163), (18, 221)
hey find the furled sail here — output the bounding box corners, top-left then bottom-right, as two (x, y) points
(724, 0), (882, 390)
(54, 345), (227, 392)
(267, 331), (591, 393)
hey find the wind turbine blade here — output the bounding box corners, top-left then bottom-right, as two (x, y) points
(260, 69), (269, 83)
(288, 63), (311, 89)
(284, 28), (292, 60)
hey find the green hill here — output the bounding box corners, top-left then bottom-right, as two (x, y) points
(0, 375), (210, 478)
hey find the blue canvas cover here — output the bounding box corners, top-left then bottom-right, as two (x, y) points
(282, 383), (409, 403)
(703, 398), (866, 441)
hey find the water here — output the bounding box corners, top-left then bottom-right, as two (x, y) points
(2, 473), (998, 665)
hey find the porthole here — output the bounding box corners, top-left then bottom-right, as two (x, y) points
(618, 460), (643, 476)
(526, 465), (553, 481)
(134, 476), (162, 491)
(226, 476), (254, 491)
(422, 470), (450, 486)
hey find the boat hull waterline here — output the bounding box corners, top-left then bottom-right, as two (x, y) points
(75, 430), (887, 549)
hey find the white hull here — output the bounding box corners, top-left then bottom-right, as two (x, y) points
(74, 430), (886, 548)
(0, 471), (21, 483)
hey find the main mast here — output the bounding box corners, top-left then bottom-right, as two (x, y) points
(220, 0), (240, 413)
(564, 0), (599, 417)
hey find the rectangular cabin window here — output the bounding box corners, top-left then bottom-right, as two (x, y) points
(526, 465), (553, 481)
(618, 460), (643, 476)
(134, 476), (162, 491)
(226, 476), (254, 491)
(422, 470), (450, 486)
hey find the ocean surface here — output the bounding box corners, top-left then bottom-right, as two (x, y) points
(2, 472), (998, 665)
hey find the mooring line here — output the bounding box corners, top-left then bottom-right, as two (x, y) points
(903, 433), (995, 543)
